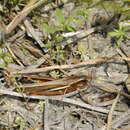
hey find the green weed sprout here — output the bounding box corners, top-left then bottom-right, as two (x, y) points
(43, 8), (75, 34)
(109, 24), (130, 47)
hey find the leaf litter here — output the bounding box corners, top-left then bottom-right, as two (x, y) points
(0, 0), (130, 129)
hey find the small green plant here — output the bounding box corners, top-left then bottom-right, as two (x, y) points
(77, 42), (87, 60)
(76, 7), (88, 20)
(3, 0), (25, 9)
(109, 24), (130, 47)
(43, 8), (75, 34)
(43, 23), (56, 34)
(3, 0), (17, 7)
(52, 45), (65, 62)
(13, 117), (25, 130)
(55, 8), (76, 32)
(49, 70), (60, 79)
(0, 45), (14, 67)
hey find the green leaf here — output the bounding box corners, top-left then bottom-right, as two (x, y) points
(65, 16), (76, 32)
(125, 35), (130, 39)
(119, 24), (123, 31)
(117, 35), (123, 47)
(77, 8), (88, 19)
(43, 23), (55, 34)
(108, 32), (119, 37)
(49, 70), (59, 79)
(114, 29), (119, 33)
(56, 8), (65, 25)
(4, 56), (13, 63)
(65, 25), (76, 32)
(44, 41), (51, 48)
(66, 16), (74, 27)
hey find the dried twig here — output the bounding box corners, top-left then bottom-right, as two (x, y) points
(24, 19), (43, 48)
(47, 98), (121, 115)
(16, 56), (130, 74)
(0, 89), (122, 115)
(6, 0), (46, 35)
(7, 30), (25, 42)
(5, 42), (24, 67)
(56, 27), (96, 48)
(107, 92), (120, 130)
